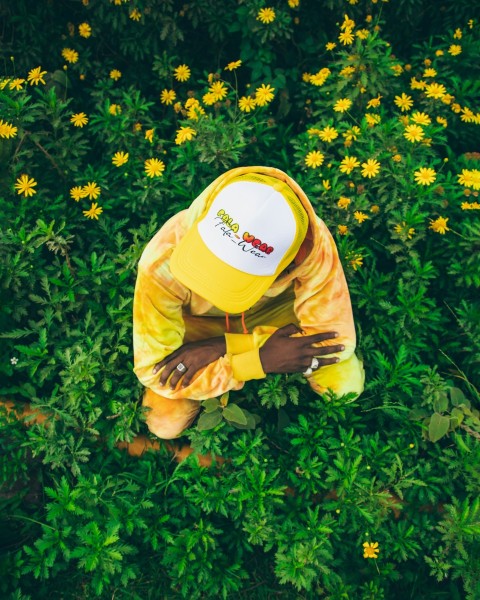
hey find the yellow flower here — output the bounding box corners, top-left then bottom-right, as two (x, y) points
(410, 77), (427, 90)
(14, 174), (37, 197)
(356, 29), (369, 40)
(175, 126), (196, 145)
(202, 92), (217, 106)
(288, 0), (300, 7)
(78, 23), (92, 38)
(451, 103), (462, 113)
(70, 112), (88, 127)
(366, 95), (382, 109)
(83, 202), (103, 220)
(9, 78), (25, 91)
(343, 126), (361, 142)
(310, 69), (331, 86)
(458, 169), (480, 190)
(257, 8), (276, 24)
(0, 120), (18, 138)
(453, 28), (462, 39)
(337, 196), (351, 209)
(411, 111), (431, 126)
(334, 98), (352, 113)
(145, 129), (154, 143)
(365, 113), (381, 127)
(349, 254), (363, 270)
(129, 8), (141, 21)
(340, 156), (360, 174)
(174, 64), (191, 82)
(338, 29), (355, 45)
(112, 151), (129, 167)
(423, 68), (437, 78)
(391, 64), (404, 76)
(363, 542), (379, 559)
(27, 66), (47, 86)
(436, 116), (448, 127)
(414, 167), (436, 186)
(238, 96), (256, 112)
(144, 158), (165, 177)
(361, 159), (381, 178)
(462, 201), (480, 210)
(83, 181), (101, 199)
(323, 179), (331, 190)
(337, 224), (349, 235)
(255, 84), (275, 106)
(305, 151), (324, 168)
(110, 69), (122, 81)
(370, 205), (380, 214)
(340, 66), (355, 77)
(394, 221), (415, 239)
(225, 60), (242, 71)
(404, 124), (425, 143)
(325, 42), (336, 50)
(354, 211), (368, 223)
(425, 82), (447, 99)
(318, 126), (338, 142)
(70, 186), (86, 201)
(160, 89), (176, 105)
(109, 104), (121, 115)
(394, 93), (414, 112)
(209, 81), (228, 101)
(460, 107), (475, 123)
(448, 44), (462, 56)
(429, 216), (449, 234)
(61, 48), (79, 64)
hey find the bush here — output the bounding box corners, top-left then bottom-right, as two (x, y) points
(1, 1), (479, 598)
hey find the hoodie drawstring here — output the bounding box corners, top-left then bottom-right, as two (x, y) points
(225, 312), (249, 334)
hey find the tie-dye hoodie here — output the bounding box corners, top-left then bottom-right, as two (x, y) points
(133, 166), (365, 401)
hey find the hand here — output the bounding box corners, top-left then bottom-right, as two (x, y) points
(259, 323), (345, 375)
(152, 337), (226, 389)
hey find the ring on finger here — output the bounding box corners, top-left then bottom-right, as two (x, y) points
(311, 357), (319, 370)
(176, 362), (187, 373)
(303, 367), (313, 376)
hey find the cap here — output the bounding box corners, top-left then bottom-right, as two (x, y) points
(170, 172), (309, 313)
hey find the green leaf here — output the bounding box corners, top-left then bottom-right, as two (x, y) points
(202, 398), (220, 413)
(450, 407), (464, 429)
(433, 392), (449, 414)
(449, 387), (466, 406)
(223, 404), (248, 425)
(428, 412), (450, 443)
(197, 409), (222, 431)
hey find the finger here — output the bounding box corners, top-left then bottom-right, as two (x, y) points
(313, 356), (340, 368)
(305, 331), (340, 344)
(277, 323), (304, 337)
(168, 365), (187, 389)
(313, 343), (345, 356)
(159, 357), (186, 385)
(153, 349), (182, 374)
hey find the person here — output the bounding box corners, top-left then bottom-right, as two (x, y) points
(133, 166), (365, 439)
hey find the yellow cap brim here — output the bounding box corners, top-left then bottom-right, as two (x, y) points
(170, 224), (276, 314)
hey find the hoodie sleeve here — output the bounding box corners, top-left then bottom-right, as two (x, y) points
(293, 217), (365, 397)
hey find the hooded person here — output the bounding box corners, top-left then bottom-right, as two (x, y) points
(133, 166), (365, 439)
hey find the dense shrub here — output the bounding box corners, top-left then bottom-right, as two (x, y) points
(1, 1), (479, 598)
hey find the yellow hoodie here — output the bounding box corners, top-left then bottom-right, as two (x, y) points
(133, 166), (364, 402)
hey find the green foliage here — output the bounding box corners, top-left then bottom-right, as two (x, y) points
(1, 1), (480, 599)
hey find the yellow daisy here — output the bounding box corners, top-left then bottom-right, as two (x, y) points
(78, 23), (92, 38)
(144, 158), (165, 177)
(363, 542), (379, 559)
(305, 151), (324, 168)
(83, 202), (103, 220)
(112, 151), (129, 167)
(145, 129), (154, 143)
(160, 89), (176, 105)
(70, 186), (86, 201)
(175, 126), (196, 145)
(361, 158), (381, 178)
(339, 156), (360, 174)
(404, 124), (425, 143)
(333, 98), (352, 113)
(174, 64), (191, 82)
(429, 216), (449, 234)
(83, 181), (101, 199)
(354, 211), (369, 223)
(70, 112), (88, 127)
(209, 81), (228, 101)
(318, 126), (338, 142)
(61, 48), (79, 64)
(394, 93), (413, 111)
(225, 60), (242, 71)
(27, 66), (47, 86)
(425, 83), (446, 99)
(257, 8), (276, 24)
(14, 174), (37, 197)
(255, 84), (275, 106)
(238, 96), (256, 112)
(110, 69), (122, 81)
(414, 167), (436, 186)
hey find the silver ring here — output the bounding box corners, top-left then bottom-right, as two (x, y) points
(303, 367), (313, 376)
(176, 362), (187, 372)
(311, 357), (319, 370)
